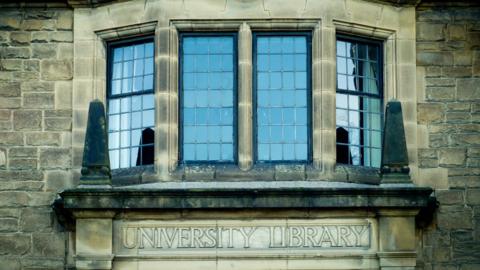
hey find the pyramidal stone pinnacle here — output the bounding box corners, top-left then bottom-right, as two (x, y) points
(381, 100), (411, 184)
(80, 99), (111, 186)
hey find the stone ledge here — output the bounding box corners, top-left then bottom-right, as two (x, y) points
(57, 181), (433, 211)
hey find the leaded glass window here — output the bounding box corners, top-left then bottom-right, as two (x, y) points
(108, 38), (155, 169)
(255, 34), (311, 162)
(336, 36), (383, 168)
(180, 34), (236, 162)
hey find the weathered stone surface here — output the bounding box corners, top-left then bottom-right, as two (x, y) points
(436, 189), (464, 205)
(439, 148), (466, 166)
(25, 132), (61, 146)
(442, 66), (472, 77)
(0, 234), (30, 255)
(46, 170), (73, 192)
(23, 59), (40, 72)
(40, 60), (72, 81)
(417, 23), (445, 41)
(452, 241), (480, 260)
(20, 208), (52, 232)
(0, 170), (43, 181)
(44, 118), (71, 131)
(32, 233), (65, 257)
(0, 47), (30, 59)
(9, 147), (37, 158)
(0, 218), (17, 232)
(8, 158), (37, 170)
(0, 258), (20, 270)
(417, 51), (453, 66)
(0, 98), (20, 109)
(418, 103), (444, 124)
(45, 109), (71, 118)
(0, 132), (23, 145)
(28, 192), (55, 206)
(446, 103), (470, 112)
(10, 31), (30, 46)
(0, 82), (21, 97)
(426, 86), (455, 101)
(425, 78), (455, 87)
(39, 148), (71, 169)
(20, 81), (54, 92)
(457, 78), (480, 101)
(0, 192), (29, 207)
(13, 110), (42, 131)
(446, 112), (470, 123)
(31, 31), (49, 43)
(56, 11), (73, 30)
(450, 134), (480, 146)
(22, 19), (55, 31)
(466, 189), (480, 205)
(32, 43), (57, 59)
(0, 59), (22, 71)
(448, 24), (466, 41)
(23, 93), (54, 109)
(437, 206), (473, 229)
(0, 15), (21, 30)
(50, 31), (73, 43)
(274, 164), (305, 181)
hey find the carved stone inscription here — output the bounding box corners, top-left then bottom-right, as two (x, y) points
(121, 223), (370, 250)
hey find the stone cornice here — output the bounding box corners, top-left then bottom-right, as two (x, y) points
(2, 0), (477, 8)
(56, 181), (434, 212)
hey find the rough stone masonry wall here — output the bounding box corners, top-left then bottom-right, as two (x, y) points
(416, 4), (480, 270)
(0, 8), (73, 270)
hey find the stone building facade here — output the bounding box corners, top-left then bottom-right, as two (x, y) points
(0, 0), (478, 270)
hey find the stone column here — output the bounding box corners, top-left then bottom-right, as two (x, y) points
(75, 212), (115, 270)
(238, 22), (253, 171)
(378, 210), (418, 270)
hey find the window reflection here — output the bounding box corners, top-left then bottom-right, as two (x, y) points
(335, 38), (382, 168)
(255, 35), (310, 161)
(181, 35), (235, 162)
(108, 39), (155, 169)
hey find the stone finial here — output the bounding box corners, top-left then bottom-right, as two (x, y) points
(80, 99), (111, 186)
(381, 100), (411, 183)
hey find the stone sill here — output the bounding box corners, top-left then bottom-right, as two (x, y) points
(110, 164), (381, 186)
(57, 181), (433, 211)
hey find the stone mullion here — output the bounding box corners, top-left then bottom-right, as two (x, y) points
(238, 23), (253, 171)
(319, 24), (336, 174)
(155, 25), (175, 177)
(312, 23), (322, 169)
(168, 26), (179, 173)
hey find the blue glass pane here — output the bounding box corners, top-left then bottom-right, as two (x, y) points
(113, 48), (123, 62)
(182, 36), (235, 162)
(124, 46), (133, 61)
(134, 59), (144, 76)
(143, 75), (153, 90)
(134, 44), (144, 59)
(145, 43), (154, 57)
(256, 35), (309, 161)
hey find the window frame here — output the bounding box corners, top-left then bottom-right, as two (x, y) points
(107, 36), (156, 99)
(335, 34), (384, 168)
(106, 35), (156, 170)
(178, 32), (239, 165)
(252, 31), (313, 164)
